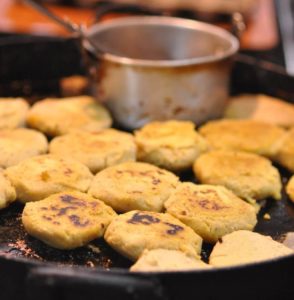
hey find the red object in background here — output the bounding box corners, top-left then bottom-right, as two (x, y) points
(241, 0), (278, 50)
(0, 0), (94, 36)
(0, 0), (279, 50)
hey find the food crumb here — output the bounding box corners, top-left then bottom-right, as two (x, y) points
(87, 244), (101, 254)
(263, 213), (271, 220)
(283, 232), (294, 250)
(86, 261), (95, 268)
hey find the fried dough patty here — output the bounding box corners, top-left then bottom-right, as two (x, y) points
(194, 151), (282, 201)
(0, 128), (48, 168)
(27, 96), (112, 136)
(199, 119), (285, 159)
(104, 210), (202, 261)
(0, 168), (16, 209)
(275, 128), (294, 173)
(130, 249), (211, 272)
(49, 129), (136, 173)
(134, 120), (208, 171)
(286, 176), (294, 203)
(5, 154), (93, 203)
(0, 98), (29, 129)
(22, 191), (117, 249)
(209, 230), (293, 267)
(164, 183), (257, 243)
(224, 94), (294, 127)
(88, 162), (179, 212)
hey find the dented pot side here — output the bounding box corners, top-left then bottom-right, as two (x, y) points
(95, 60), (232, 128)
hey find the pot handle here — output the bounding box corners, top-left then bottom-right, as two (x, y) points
(231, 12), (246, 40)
(26, 266), (168, 300)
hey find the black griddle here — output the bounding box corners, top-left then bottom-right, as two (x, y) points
(0, 49), (293, 300)
(1, 4), (294, 299)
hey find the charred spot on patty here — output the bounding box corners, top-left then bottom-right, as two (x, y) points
(64, 168), (73, 176)
(56, 206), (77, 216)
(40, 171), (50, 181)
(152, 178), (161, 185)
(164, 222), (184, 235)
(127, 212), (160, 225)
(60, 194), (86, 207)
(197, 199), (228, 211)
(42, 215), (52, 221)
(69, 215), (90, 227)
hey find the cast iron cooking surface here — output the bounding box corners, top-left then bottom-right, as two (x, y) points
(0, 167), (293, 269)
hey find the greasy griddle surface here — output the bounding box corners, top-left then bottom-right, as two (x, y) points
(0, 168), (293, 269)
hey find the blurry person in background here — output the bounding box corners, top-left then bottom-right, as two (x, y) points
(41, 0), (257, 14)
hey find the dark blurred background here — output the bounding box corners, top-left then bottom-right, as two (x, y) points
(0, 0), (292, 98)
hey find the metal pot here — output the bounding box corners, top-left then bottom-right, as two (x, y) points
(86, 16), (239, 129)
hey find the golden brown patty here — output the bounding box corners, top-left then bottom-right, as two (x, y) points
(22, 191), (117, 249)
(286, 176), (294, 203)
(209, 230), (293, 267)
(88, 162), (179, 212)
(5, 154), (93, 203)
(0, 168), (16, 209)
(194, 151), (282, 201)
(134, 120), (208, 171)
(130, 249), (212, 272)
(199, 119), (285, 159)
(164, 183), (257, 243)
(27, 96), (112, 136)
(104, 210), (202, 261)
(274, 128), (294, 173)
(0, 98), (29, 129)
(224, 94), (294, 127)
(49, 129), (136, 173)
(0, 128), (48, 168)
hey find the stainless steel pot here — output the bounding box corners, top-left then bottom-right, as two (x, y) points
(86, 16), (239, 128)
(24, 0), (239, 129)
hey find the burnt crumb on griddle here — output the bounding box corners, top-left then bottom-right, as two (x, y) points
(263, 213), (271, 220)
(7, 239), (43, 260)
(87, 244), (101, 254)
(86, 260), (95, 268)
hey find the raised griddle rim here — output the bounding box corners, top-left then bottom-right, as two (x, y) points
(1, 246), (294, 273)
(1, 250), (294, 300)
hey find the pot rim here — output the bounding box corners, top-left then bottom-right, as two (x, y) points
(85, 16), (239, 68)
